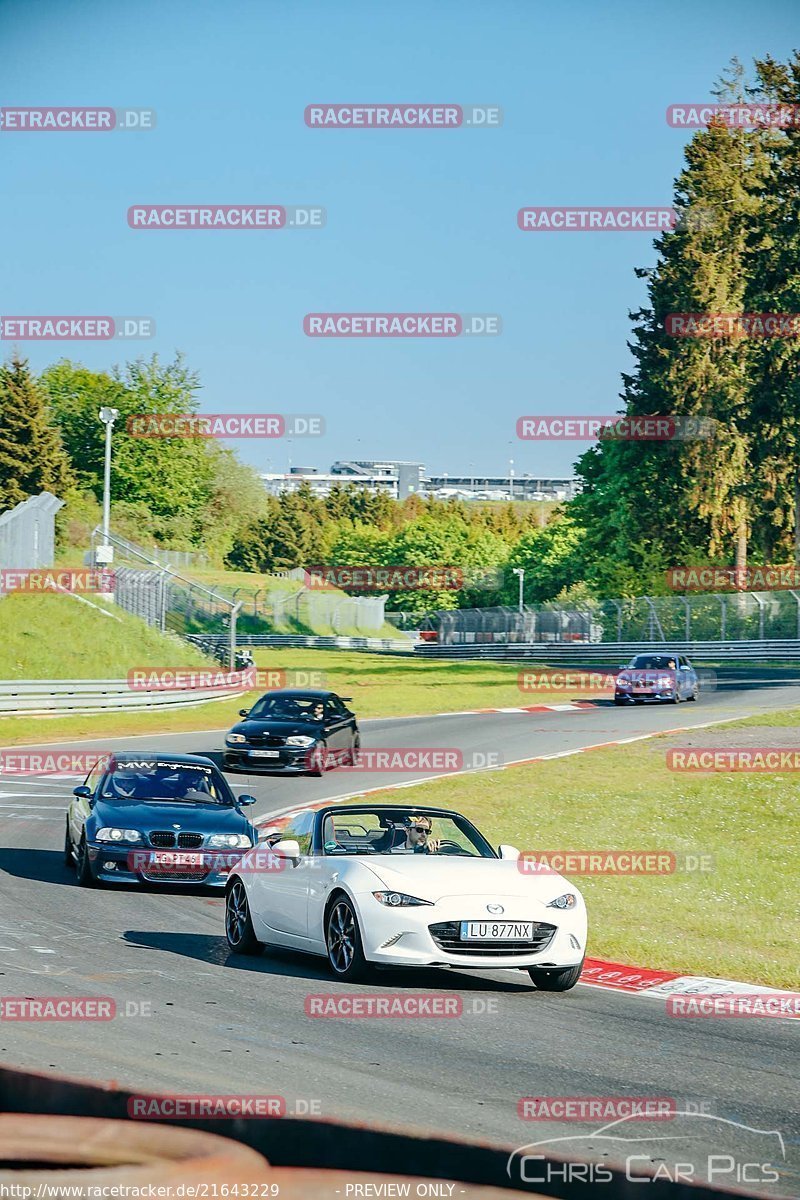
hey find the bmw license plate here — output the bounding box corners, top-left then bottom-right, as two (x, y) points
(461, 921), (533, 941)
(152, 851), (204, 867)
(250, 749), (280, 758)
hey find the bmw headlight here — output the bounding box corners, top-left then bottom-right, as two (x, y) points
(616, 674), (631, 688)
(657, 675), (673, 688)
(226, 734), (247, 745)
(208, 833), (252, 848)
(372, 891), (432, 907)
(96, 827), (142, 843)
(547, 893), (577, 909)
(286, 735), (315, 747)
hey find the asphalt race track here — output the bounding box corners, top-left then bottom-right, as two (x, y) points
(1, 680), (798, 1193)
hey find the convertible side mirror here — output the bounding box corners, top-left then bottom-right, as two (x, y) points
(498, 844), (521, 860)
(237, 794), (257, 807)
(239, 708), (250, 717)
(73, 785), (92, 799)
(272, 838), (301, 860)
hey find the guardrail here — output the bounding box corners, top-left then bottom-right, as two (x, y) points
(0, 678), (249, 715)
(415, 639), (800, 663)
(188, 633), (416, 654)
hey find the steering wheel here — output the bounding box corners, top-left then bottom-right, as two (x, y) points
(436, 839), (465, 855)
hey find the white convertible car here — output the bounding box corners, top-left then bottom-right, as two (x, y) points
(224, 803), (587, 990)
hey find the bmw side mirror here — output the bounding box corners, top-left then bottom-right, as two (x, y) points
(237, 794), (257, 806)
(239, 708), (250, 717)
(73, 785), (91, 798)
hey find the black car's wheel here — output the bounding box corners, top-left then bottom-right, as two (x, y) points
(348, 734), (360, 765)
(689, 684), (699, 701)
(63, 820), (73, 866)
(308, 742), (329, 777)
(225, 879), (263, 955)
(75, 835), (96, 888)
(613, 696), (625, 706)
(528, 959), (584, 992)
(326, 895), (369, 982)
(672, 690), (682, 704)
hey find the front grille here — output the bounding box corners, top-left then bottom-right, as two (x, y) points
(177, 832), (204, 848)
(246, 732), (285, 746)
(141, 869), (209, 883)
(149, 831), (175, 847)
(429, 920), (557, 957)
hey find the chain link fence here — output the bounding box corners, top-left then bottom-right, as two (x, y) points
(438, 590), (800, 645)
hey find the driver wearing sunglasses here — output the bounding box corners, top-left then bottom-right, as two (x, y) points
(402, 814), (440, 854)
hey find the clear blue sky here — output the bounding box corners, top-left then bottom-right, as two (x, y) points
(2, 0), (797, 478)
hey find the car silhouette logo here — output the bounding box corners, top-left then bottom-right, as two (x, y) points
(487, 904), (504, 914)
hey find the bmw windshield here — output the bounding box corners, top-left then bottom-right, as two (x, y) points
(100, 761), (234, 804)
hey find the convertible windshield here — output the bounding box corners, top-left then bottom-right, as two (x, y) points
(100, 761), (233, 804)
(320, 808), (495, 858)
(248, 694), (326, 721)
(628, 655), (677, 670)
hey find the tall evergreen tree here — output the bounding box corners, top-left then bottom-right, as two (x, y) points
(0, 355), (74, 510)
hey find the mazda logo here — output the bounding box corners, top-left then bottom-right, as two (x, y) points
(487, 903), (504, 915)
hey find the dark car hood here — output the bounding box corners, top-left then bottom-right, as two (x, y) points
(92, 798), (251, 833)
(231, 719), (323, 739)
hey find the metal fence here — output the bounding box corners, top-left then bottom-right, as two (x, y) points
(0, 492), (64, 589)
(438, 590), (800, 645)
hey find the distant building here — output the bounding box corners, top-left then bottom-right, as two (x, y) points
(260, 462), (580, 502)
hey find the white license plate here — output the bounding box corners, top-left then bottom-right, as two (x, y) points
(461, 921), (534, 941)
(250, 749), (280, 758)
(152, 851), (204, 867)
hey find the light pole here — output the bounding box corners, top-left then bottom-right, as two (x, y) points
(509, 458), (514, 501)
(98, 407), (119, 566)
(512, 566), (525, 613)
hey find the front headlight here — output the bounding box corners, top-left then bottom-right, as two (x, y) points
(226, 734), (247, 745)
(286, 735), (315, 747)
(208, 833), (252, 848)
(547, 893), (577, 910)
(616, 675), (631, 688)
(657, 675), (673, 688)
(372, 891), (432, 907)
(96, 827), (142, 843)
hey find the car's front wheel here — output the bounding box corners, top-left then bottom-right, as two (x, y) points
(63, 820), (73, 866)
(308, 742), (329, 776)
(225, 879), (263, 955)
(75, 835), (96, 888)
(326, 895), (369, 982)
(527, 959), (584, 992)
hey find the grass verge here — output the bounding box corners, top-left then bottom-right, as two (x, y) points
(365, 709), (800, 989)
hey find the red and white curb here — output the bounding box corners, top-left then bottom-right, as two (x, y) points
(581, 958), (799, 1018)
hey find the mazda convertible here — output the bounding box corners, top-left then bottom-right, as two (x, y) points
(224, 803), (587, 990)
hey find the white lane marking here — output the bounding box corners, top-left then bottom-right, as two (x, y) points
(0, 778), (78, 787)
(0, 813), (62, 820)
(0, 800), (69, 806)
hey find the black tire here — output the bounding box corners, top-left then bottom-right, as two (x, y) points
(528, 958), (584, 992)
(308, 742), (328, 777)
(326, 894), (370, 982)
(63, 820), (73, 866)
(689, 686), (699, 702)
(613, 697), (625, 706)
(225, 878), (263, 955)
(672, 690), (682, 704)
(76, 835), (96, 888)
(348, 734), (360, 765)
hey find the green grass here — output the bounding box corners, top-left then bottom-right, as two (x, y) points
(370, 711), (800, 989)
(0, 593), (213, 680)
(0, 648), (570, 742)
